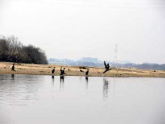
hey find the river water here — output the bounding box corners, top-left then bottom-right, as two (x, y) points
(0, 74), (165, 124)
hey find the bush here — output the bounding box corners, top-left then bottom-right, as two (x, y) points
(0, 36), (48, 64)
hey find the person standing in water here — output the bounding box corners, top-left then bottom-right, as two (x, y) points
(51, 67), (55, 74)
(11, 63), (15, 71)
(60, 67), (65, 85)
(60, 67), (66, 76)
(85, 68), (89, 76)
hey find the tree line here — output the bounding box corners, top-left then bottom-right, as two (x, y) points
(0, 36), (48, 64)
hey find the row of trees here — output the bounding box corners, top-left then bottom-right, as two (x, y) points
(0, 36), (48, 64)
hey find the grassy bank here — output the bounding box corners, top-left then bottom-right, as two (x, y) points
(0, 62), (165, 77)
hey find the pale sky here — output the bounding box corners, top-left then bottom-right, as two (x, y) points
(0, 0), (165, 64)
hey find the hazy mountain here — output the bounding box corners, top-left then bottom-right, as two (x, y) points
(49, 57), (103, 67)
(48, 57), (165, 70)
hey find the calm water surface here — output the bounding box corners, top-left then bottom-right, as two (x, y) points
(0, 74), (165, 124)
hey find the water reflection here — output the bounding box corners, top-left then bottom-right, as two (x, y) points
(60, 76), (65, 89)
(103, 78), (109, 98)
(51, 75), (54, 79)
(85, 76), (88, 89)
(60, 75), (64, 82)
(11, 74), (15, 80)
(85, 76), (88, 82)
(0, 74), (44, 105)
(51, 76), (55, 86)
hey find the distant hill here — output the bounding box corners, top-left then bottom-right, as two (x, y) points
(49, 57), (103, 67)
(48, 57), (165, 70)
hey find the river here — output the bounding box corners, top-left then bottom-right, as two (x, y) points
(0, 74), (165, 124)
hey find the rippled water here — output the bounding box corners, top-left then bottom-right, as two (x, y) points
(0, 74), (165, 124)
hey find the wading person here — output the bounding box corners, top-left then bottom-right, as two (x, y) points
(103, 61), (111, 74)
(85, 68), (89, 76)
(51, 67), (55, 74)
(60, 67), (65, 84)
(60, 67), (66, 76)
(11, 63), (15, 71)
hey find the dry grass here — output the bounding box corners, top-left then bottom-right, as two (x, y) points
(0, 62), (165, 77)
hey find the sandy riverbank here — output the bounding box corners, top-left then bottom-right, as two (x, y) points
(0, 62), (165, 77)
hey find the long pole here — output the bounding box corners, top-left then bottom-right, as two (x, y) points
(114, 44), (118, 76)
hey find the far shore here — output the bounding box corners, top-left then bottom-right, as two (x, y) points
(0, 62), (165, 77)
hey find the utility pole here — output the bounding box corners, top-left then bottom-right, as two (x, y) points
(114, 44), (118, 75)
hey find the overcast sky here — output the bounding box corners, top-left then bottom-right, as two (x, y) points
(0, 0), (165, 64)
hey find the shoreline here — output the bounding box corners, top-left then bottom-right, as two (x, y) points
(0, 62), (165, 78)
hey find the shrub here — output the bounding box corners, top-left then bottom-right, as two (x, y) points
(0, 36), (48, 64)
